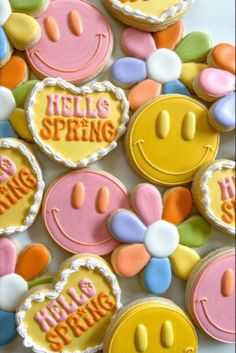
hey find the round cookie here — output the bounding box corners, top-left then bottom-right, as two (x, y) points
(0, 86), (16, 121)
(103, 0), (196, 32)
(209, 93), (235, 132)
(0, 55), (28, 90)
(43, 169), (130, 255)
(186, 247), (235, 343)
(103, 298), (198, 353)
(16, 254), (122, 353)
(125, 95), (220, 186)
(192, 160), (235, 236)
(26, 78), (129, 168)
(25, 0), (114, 83)
(0, 138), (45, 235)
(0, 237), (52, 345)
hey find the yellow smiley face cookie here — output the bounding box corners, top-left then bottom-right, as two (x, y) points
(104, 298), (198, 353)
(126, 95), (220, 186)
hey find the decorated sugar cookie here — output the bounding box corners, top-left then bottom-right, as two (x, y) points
(25, 0), (113, 83)
(0, 55), (28, 90)
(0, 0), (43, 54)
(26, 78), (129, 168)
(209, 93), (235, 133)
(112, 23), (213, 110)
(186, 247), (235, 343)
(192, 160), (235, 236)
(0, 237), (52, 345)
(103, 298), (198, 353)
(103, 0), (196, 32)
(16, 254), (122, 353)
(208, 43), (235, 74)
(108, 184), (211, 294)
(43, 169), (129, 255)
(126, 95), (220, 186)
(0, 138), (45, 235)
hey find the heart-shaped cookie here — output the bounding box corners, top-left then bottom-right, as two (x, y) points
(26, 78), (129, 168)
(16, 254), (122, 353)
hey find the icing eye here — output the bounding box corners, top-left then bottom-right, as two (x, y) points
(68, 10), (83, 36)
(134, 324), (148, 352)
(71, 182), (85, 209)
(44, 16), (60, 42)
(161, 320), (174, 348)
(96, 187), (110, 213)
(182, 112), (196, 141)
(156, 110), (170, 139)
(221, 268), (235, 297)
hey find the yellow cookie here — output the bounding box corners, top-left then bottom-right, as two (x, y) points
(125, 95), (220, 186)
(192, 160), (235, 236)
(103, 0), (195, 31)
(26, 78), (129, 168)
(9, 108), (34, 142)
(0, 138), (44, 235)
(103, 298), (198, 353)
(180, 63), (208, 92)
(16, 254), (122, 353)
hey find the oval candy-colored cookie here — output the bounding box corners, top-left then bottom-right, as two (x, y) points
(9, 0), (50, 17)
(153, 21), (184, 51)
(12, 80), (39, 108)
(180, 63), (208, 92)
(208, 43), (235, 74)
(162, 80), (191, 96)
(128, 79), (162, 111)
(209, 93), (235, 132)
(0, 310), (17, 345)
(175, 32), (213, 63)
(0, 237), (17, 276)
(9, 107), (33, 142)
(0, 120), (18, 138)
(0, 273), (28, 311)
(0, 0), (11, 26)
(3, 12), (41, 50)
(0, 26), (12, 67)
(0, 86), (16, 121)
(112, 57), (147, 87)
(0, 55), (28, 90)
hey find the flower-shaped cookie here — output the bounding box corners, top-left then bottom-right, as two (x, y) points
(0, 238), (52, 345)
(112, 21), (213, 111)
(0, 0), (46, 67)
(108, 184), (211, 294)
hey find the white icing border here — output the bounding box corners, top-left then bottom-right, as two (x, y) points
(16, 257), (122, 353)
(109, 0), (196, 24)
(0, 139), (45, 235)
(26, 78), (130, 169)
(200, 160), (235, 235)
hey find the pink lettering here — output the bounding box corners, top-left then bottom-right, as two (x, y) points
(86, 97), (98, 118)
(46, 95), (61, 116)
(97, 98), (110, 119)
(62, 96), (74, 117)
(34, 308), (58, 332)
(74, 97), (86, 118)
(47, 301), (68, 323)
(67, 288), (88, 306)
(218, 176), (235, 201)
(79, 279), (96, 298)
(57, 295), (78, 314)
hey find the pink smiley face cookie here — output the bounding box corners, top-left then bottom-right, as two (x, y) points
(25, 0), (113, 83)
(186, 248), (235, 343)
(43, 169), (130, 255)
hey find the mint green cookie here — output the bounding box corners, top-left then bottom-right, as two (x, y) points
(12, 80), (39, 109)
(175, 32), (213, 63)
(28, 274), (53, 289)
(178, 215), (211, 248)
(9, 0), (48, 16)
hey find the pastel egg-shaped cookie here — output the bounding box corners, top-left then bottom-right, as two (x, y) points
(0, 86), (16, 121)
(0, 0), (11, 26)
(9, 108), (34, 142)
(208, 43), (235, 74)
(9, 0), (50, 17)
(0, 55), (28, 90)
(0, 26), (13, 68)
(12, 80), (39, 108)
(209, 93), (235, 132)
(193, 68), (235, 102)
(175, 32), (212, 63)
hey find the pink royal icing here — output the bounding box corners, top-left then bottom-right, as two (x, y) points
(0, 237), (17, 276)
(191, 249), (235, 343)
(197, 68), (235, 98)
(25, 0), (113, 83)
(43, 169), (130, 255)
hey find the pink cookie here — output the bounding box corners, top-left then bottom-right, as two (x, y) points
(25, 0), (113, 83)
(186, 248), (235, 343)
(43, 169), (129, 255)
(193, 68), (235, 102)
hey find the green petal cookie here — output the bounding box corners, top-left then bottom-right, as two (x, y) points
(12, 80), (39, 108)
(9, 0), (50, 17)
(178, 215), (211, 248)
(28, 274), (53, 289)
(175, 32), (213, 63)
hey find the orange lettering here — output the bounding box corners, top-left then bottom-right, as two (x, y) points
(40, 117), (54, 140)
(46, 331), (64, 352)
(66, 313), (88, 338)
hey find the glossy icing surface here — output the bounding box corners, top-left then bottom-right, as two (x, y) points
(126, 95), (220, 185)
(26, 78), (129, 168)
(0, 55), (28, 90)
(43, 169), (129, 255)
(190, 249), (235, 343)
(25, 0), (113, 82)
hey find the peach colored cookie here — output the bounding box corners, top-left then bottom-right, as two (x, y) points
(208, 43), (235, 74)
(0, 55), (28, 90)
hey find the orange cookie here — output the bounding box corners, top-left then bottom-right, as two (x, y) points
(0, 55), (28, 90)
(208, 43), (235, 74)
(153, 21), (184, 50)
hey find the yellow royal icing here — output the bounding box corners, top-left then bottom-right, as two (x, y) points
(16, 255), (121, 353)
(170, 245), (200, 280)
(105, 300), (198, 353)
(126, 95), (220, 186)
(26, 79), (129, 168)
(180, 63), (208, 92)
(0, 138), (44, 235)
(9, 108), (34, 142)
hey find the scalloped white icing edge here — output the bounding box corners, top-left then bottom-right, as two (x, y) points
(201, 160), (235, 235)
(0, 139), (45, 235)
(109, 0), (196, 24)
(26, 78), (130, 169)
(16, 257), (122, 353)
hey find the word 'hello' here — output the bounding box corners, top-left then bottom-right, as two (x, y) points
(218, 176), (235, 224)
